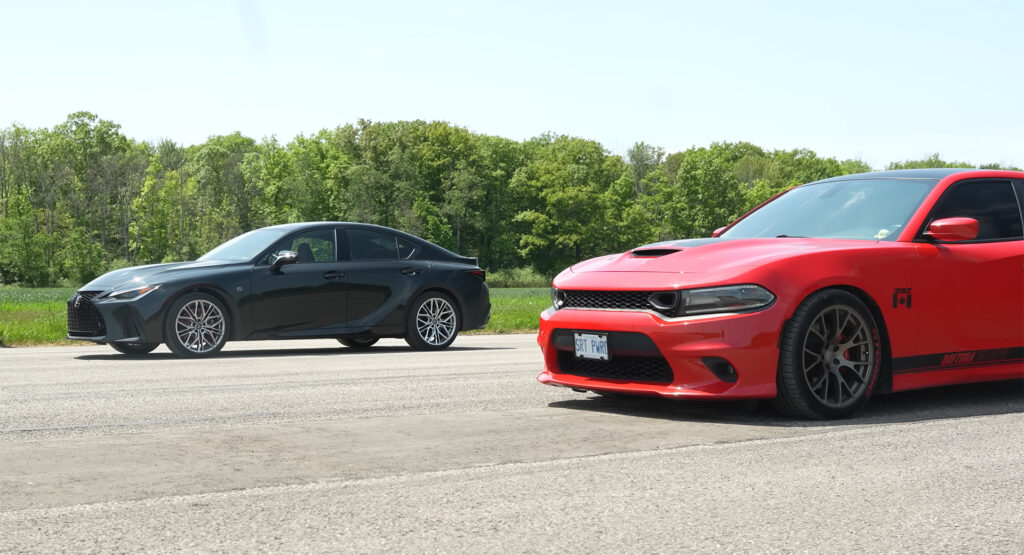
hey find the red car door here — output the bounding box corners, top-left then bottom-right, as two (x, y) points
(908, 179), (1024, 380)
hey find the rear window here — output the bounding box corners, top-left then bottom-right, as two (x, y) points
(347, 229), (399, 260)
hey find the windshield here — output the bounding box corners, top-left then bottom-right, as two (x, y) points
(197, 228), (291, 262)
(721, 178), (937, 241)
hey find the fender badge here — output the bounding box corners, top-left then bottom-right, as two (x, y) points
(892, 288), (912, 309)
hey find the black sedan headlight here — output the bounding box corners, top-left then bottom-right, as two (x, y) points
(106, 284), (160, 301)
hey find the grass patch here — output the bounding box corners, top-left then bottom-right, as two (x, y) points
(0, 287), (77, 346)
(486, 267), (551, 288)
(0, 286), (547, 346)
(470, 287), (549, 334)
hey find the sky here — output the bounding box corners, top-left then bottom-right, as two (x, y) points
(1, 0), (1021, 169)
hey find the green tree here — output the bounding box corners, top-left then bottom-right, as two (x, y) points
(887, 154), (971, 170)
(129, 159), (171, 263)
(662, 144), (749, 238)
(59, 225), (105, 284)
(0, 192), (53, 285)
(511, 135), (624, 274)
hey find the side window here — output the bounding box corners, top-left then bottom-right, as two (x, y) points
(266, 229), (336, 264)
(398, 238), (418, 259)
(928, 181), (1023, 241)
(348, 229), (399, 260)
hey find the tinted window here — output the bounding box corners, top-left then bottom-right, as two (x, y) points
(928, 181), (1023, 240)
(722, 178), (936, 241)
(266, 229), (336, 263)
(398, 238), (418, 259)
(348, 229), (399, 260)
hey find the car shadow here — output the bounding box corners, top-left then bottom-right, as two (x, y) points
(75, 344), (511, 361)
(547, 379), (1024, 427)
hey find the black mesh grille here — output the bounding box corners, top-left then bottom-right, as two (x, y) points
(560, 290), (676, 317)
(557, 350), (673, 384)
(67, 291), (105, 336)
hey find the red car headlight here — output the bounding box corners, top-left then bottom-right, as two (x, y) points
(678, 285), (775, 316)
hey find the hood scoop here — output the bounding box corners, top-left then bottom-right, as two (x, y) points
(630, 248), (681, 258)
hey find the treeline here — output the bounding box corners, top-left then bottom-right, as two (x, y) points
(0, 112), (1017, 286)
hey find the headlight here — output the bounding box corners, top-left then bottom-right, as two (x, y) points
(678, 285), (774, 316)
(107, 284), (160, 301)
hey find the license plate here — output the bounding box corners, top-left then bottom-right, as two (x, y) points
(574, 332), (609, 361)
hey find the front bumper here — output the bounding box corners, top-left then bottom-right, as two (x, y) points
(537, 305), (786, 399)
(66, 290), (167, 344)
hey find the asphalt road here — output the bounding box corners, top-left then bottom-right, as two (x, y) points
(1, 335), (1022, 553)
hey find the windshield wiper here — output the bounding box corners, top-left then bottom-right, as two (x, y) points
(775, 234), (805, 238)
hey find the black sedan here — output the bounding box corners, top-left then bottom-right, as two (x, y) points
(67, 222), (491, 357)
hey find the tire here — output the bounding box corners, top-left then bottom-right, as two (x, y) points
(338, 337), (379, 349)
(110, 342), (158, 356)
(404, 291), (460, 350)
(772, 289), (881, 420)
(163, 292), (229, 358)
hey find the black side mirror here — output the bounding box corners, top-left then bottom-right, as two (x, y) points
(270, 250), (299, 272)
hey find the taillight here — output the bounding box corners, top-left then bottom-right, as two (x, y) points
(470, 270), (486, 281)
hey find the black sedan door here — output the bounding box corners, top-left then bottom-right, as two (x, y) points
(249, 228), (349, 337)
(341, 227), (430, 333)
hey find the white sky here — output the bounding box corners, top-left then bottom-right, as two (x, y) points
(1, 0), (1021, 169)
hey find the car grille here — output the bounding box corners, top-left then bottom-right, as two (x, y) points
(557, 350), (673, 384)
(560, 290), (676, 317)
(67, 291), (105, 337)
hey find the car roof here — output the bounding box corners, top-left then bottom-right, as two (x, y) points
(259, 221), (405, 234)
(811, 168), (976, 184)
(256, 221), (472, 260)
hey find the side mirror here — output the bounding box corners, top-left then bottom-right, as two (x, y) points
(924, 217), (979, 242)
(712, 227), (727, 238)
(270, 250), (299, 272)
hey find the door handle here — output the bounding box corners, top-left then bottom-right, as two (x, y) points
(323, 271), (345, 280)
(401, 267), (421, 276)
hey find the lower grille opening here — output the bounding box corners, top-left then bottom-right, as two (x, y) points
(121, 317), (139, 338)
(557, 350), (673, 384)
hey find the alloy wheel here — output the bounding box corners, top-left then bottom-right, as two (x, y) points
(174, 299), (226, 354)
(800, 305), (875, 409)
(415, 297), (457, 346)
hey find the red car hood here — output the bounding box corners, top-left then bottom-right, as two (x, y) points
(556, 238), (879, 290)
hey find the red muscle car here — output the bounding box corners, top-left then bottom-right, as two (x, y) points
(537, 169), (1024, 418)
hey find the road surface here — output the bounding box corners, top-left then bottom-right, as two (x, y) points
(1, 335), (1022, 552)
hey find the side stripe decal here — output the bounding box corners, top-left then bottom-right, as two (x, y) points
(893, 346), (1024, 374)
